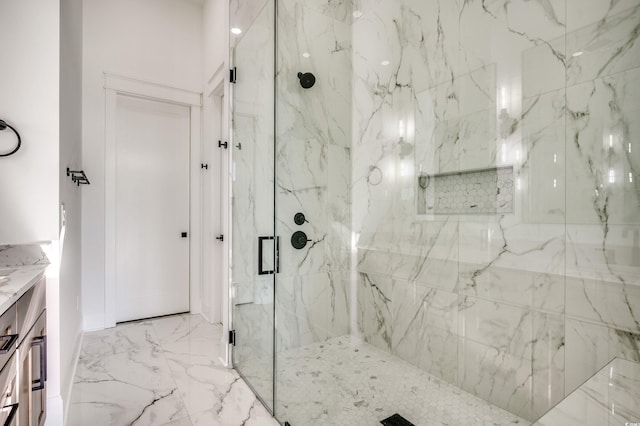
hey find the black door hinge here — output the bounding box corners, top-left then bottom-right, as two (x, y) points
(216, 234), (224, 242)
(285, 423), (292, 426)
(218, 140), (228, 149)
(201, 163), (208, 170)
(230, 67), (237, 84)
(229, 329), (236, 346)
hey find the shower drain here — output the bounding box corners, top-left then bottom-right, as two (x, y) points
(380, 413), (415, 426)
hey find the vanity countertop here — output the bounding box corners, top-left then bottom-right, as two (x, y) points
(0, 244), (49, 316)
(0, 265), (47, 315)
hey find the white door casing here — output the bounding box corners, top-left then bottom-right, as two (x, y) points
(105, 74), (202, 327)
(201, 79), (227, 325)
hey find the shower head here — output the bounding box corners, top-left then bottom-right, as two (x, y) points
(297, 72), (316, 89)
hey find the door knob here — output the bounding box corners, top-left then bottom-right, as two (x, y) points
(291, 231), (311, 250)
(181, 232), (188, 238)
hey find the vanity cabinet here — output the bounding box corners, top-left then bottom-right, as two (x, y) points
(0, 277), (46, 426)
(0, 355), (18, 425)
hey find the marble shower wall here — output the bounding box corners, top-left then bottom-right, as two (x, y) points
(352, 0), (640, 422)
(274, 0), (352, 352)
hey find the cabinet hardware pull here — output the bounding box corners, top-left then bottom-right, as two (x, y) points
(0, 334), (18, 354)
(31, 335), (47, 391)
(1, 403), (19, 424)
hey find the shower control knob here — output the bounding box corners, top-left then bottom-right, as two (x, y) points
(294, 212), (306, 225)
(297, 72), (316, 89)
(291, 231), (311, 250)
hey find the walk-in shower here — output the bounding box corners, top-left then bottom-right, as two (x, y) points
(230, 0), (640, 424)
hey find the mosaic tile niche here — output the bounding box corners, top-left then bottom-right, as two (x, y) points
(417, 166), (514, 215)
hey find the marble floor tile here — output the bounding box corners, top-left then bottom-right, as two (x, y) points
(70, 314), (532, 425)
(68, 314), (279, 426)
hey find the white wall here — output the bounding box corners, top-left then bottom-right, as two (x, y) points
(204, 0), (229, 79)
(82, 0), (204, 330)
(0, 0), (60, 244)
(58, 0), (84, 423)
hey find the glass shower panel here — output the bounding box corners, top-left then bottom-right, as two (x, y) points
(273, 0), (353, 423)
(230, 0), (275, 412)
(224, 0), (640, 423)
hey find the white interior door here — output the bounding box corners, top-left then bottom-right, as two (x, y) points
(115, 94), (190, 322)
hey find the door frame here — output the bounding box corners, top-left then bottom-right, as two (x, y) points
(204, 62), (232, 366)
(201, 65), (227, 326)
(104, 73), (202, 328)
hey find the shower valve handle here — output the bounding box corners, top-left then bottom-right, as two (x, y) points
(291, 231), (311, 250)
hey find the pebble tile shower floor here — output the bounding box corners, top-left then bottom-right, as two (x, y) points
(244, 336), (530, 426)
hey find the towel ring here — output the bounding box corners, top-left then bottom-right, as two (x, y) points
(0, 119), (22, 157)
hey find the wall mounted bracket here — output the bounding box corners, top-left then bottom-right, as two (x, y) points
(66, 167), (90, 186)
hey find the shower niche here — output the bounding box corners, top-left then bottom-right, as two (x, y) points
(416, 166), (514, 216)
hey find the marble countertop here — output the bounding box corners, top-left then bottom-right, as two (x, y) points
(0, 244), (50, 316)
(534, 357), (640, 425)
(0, 265), (47, 316)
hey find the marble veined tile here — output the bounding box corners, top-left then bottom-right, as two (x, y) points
(534, 358), (640, 425)
(531, 312), (565, 420)
(459, 0), (566, 96)
(566, 67), (640, 225)
(160, 417), (193, 426)
(277, 0), (352, 149)
(81, 319), (160, 358)
(391, 281), (459, 383)
(458, 108), (498, 171)
(152, 312), (223, 357)
(357, 273), (394, 351)
(230, 0), (270, 49)
(566, 0), (640, 32)
(415, 82), (460, 175)
(302, 0), (352, 23)
(522, 37), (566, 98)
(191, 399), (275, 426)
(457, 222), (565, 297)
(69, 314), (279, 426)
(565, 318), (640, 396)
(520, 88), (566, 224)
(566, 275), (640, 333)
(275, 273), (323, 350)
(566, 4), (640, 86)
(458, 337), (533, 421)
(458, 296), (532, 359)
(68, 347), (188, 426)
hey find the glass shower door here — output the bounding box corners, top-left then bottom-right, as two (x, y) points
(230, 0), (275, 412)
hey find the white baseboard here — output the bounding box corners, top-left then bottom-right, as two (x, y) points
(62, 331), (84, 426)
(44, 396), (64, 426)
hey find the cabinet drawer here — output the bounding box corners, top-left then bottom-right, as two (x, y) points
(18, 312), (46, 426)
(0, 305), (18, 372)
(0, 352), (18, 425)
(17, 278), (46, 345)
